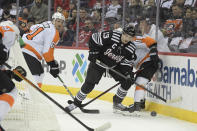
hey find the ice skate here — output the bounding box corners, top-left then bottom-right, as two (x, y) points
(113, 102), (128, 114)
(122, 102), (142, 116)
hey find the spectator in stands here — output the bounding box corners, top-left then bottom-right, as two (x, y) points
(54, 0), (70, 12)
(178, 6), (194, 52)
(160, 0), (174, 25)
(125, 0), (143, 24)
(162, 4), (184, 52)
(192, 7), (197, 34)
(28, 0), (48, 24)
(190, 8), (197, 45)
(67, 8), (77, 27)
(72, 17), (95, 47)
(139, 17), (171, 52)
(184, 0), (197, 7)
(91, 9), (109, 31)
(142, 0), (157, 22)
(57, 21), (75, 46)
(56, 6), (68, 19)
(105, 0), (121, 24)
(72, 8), (88, 31)
(65, 1), (76, 20)
(173, 0), (186, 7)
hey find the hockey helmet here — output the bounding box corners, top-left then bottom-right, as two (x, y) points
(123, 24), (135, 36)
(0, 20), (20, 36)
(52, 12), (65, 22)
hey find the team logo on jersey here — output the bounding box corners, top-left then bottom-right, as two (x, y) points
(72, 53), (87, 83)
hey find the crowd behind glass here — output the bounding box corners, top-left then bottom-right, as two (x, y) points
(0, 0), (196, 53)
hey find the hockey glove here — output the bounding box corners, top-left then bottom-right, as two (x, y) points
(88, 49), (100, 63)
(47, 60), (60, 78)
(0, 44), (9, 65)
(149, 44), (159, 69)
(125, 71), (135, 84)
(13, 66), (27, 82)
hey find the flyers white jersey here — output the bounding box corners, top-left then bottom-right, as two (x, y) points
(132, 36), (156, 69)
(0, 25), (16, 50)
(22, 21), (60, 62)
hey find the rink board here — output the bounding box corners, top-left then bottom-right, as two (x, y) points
(41, 48), (197, 124)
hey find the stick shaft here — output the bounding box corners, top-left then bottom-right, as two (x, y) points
(96, 60), (167, 103)
(57, 76), (75, 99)
(82, 82), (121, 107)
(4, 63), (95, 131)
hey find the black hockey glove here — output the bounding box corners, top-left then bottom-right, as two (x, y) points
(47, 60), (60, 78)
(13, 66), (27, 82)
(149, 44), (159, 69)
(0, 43), (9, 65)
(125, 71), (135, 85)
(88, 49), (100, 63)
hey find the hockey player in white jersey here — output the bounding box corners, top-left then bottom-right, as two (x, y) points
(125, 35), (160, 114)
(0, 21), (27, 131)
(22, 12), (65, 88)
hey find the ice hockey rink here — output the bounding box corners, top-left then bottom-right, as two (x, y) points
(48, 93), (197, 131)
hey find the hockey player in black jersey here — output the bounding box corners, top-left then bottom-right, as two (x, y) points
(66, 24), (137, 112)
(67, 25), (136, 110)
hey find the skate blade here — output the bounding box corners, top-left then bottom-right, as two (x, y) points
(113, 109), (124, 114)
(122, 111), (141, 117)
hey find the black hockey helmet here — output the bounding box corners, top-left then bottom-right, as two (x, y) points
(123, 24), (135, 36)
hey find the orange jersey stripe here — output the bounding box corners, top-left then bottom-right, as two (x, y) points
(134, 36), (156, 47)
(24, 44), (42, 60)
(0, 26), (14, 38)
(0, 93), (15, 107)
(135, 85), (145, 91)
(136, 53), (150, 69)
(43, 29), (59, 62)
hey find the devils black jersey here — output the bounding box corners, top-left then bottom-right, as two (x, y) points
(88, 30), (136, 67)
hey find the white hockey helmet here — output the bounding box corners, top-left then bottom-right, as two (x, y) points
(0, 20), (20, 36)
(52, 12), (65, 22)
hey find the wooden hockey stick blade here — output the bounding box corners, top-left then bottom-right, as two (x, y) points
(166, 96), (183, 104)
(67, 100), (100, 114)
(80, 108), (100, 114)
(94, 122), (111, 131)
(4, 63), (102, 131)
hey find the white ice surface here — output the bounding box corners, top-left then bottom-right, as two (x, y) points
(48, 93), (197, 131)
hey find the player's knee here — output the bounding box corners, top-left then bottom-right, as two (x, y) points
(81, 81), (95, 94)
(121, 80), (133, 90)
(136, 77), (149, 86)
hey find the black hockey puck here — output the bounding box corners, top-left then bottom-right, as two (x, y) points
(151, 111), (157, 117)
(68, 100), (73, 104)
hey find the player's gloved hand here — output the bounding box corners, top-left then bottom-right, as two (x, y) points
(47, 60), (60, 78)
(125, 71), (135, 85)
(150, 54), (159, 69)
(0, 43), (9, 65)
(88, 49), (100, 63)
(13, 66), (27, 82)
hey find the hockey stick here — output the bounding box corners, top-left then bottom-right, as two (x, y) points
(80, 68), (144, 108)
(80, 82), (121, 107)
(95, 60), (169, 103)
(57, 75), (100, 114)
(4, 63), (111, 131)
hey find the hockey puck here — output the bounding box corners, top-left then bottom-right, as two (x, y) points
(67, 100), (73, 104)
(151, 111), (157, 117)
